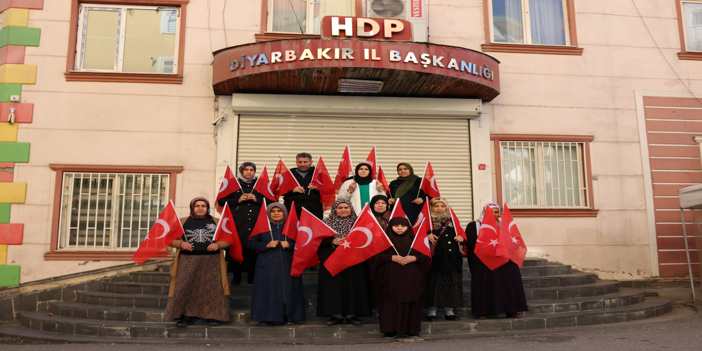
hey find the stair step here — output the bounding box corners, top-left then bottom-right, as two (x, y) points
(10, 297), (671, 341)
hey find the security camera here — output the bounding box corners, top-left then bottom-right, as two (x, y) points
(212, 115), (226, 126)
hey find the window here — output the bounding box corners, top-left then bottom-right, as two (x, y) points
(483, 0), (582, 55)
(47, 165), (183, 260)
(492, 135), (596, 217)
(679, 1), (702, 58)
(65, 0), (188, 84)
(267, 0), (355, 34)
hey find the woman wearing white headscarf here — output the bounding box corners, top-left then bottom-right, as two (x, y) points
(465, 203), (528, 318)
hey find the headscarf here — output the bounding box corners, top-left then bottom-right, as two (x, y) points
(189, 197), (212, 220)
(237, 161), (257, 184)
(351, 162), (374, 185)
(430, 197), (452, 229)
(324, 199), (358, 239)
(394, 163), (419, 199)
(266, 202), (288, 225)
(370, 195), (389, 216)
(478, 203), (501, 223)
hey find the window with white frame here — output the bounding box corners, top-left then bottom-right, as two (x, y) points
(57, 172), (171, 251)
(500, 141), (589, 208)
(268, 0), (354, 34)
(75, 3), (180, 73)
(682, 1), (702, 51)
(490, 0), (570, 46)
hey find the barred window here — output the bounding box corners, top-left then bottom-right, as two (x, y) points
(500, 141), (590, 208)
(57, 172), (170, 251)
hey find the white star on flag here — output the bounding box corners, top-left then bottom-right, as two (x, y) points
(341, 240), (351, 249)
(489, 239), (499, 247)
(512, 236), (519, 244)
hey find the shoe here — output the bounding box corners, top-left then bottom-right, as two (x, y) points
(208, 320), (220, 326)
(382, 332), (396, 339)
(478, 315), (488, 319)
(347, 317), (363, 325)
(426, 315), (437, 322)
(407, 332), (420, 338)
(507, 312), (521, 318)
(175, 317), (191, 328)
(394, 331), (408, 339)
(444, 314), (460, 321)
(326, 317), (342, 325)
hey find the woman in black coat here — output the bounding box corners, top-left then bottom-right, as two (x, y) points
(217, 161), (264, 284)
(388, 163), (428, 224)
(465, 203), (528, 318)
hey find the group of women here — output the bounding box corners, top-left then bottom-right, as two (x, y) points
(162, 161), (528, 339)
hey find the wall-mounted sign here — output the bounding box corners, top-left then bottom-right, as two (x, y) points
(321, 16), (412, 41)
(411, 0), (422, 18)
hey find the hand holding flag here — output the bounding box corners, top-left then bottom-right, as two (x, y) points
(132, 200), (184, 265)
(213, 202), (243, 263)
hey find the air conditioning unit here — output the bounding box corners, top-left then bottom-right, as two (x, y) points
(365, 0), (428, 42)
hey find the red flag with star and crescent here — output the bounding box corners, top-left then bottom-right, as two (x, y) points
(324, 204), (393, 277)
(310, 156), (335, 211)
(413, 198), (433, 233)
(282, 202), (299, 241)
(418, 161), (441, 198)
(291, 208), (336, 277)
(377, 165), (391, 194)
(334, 145), (353, 194)
(215, 164), (241, 213)
(249, 199), (272, 239)
(213, 202), (243, 263)
(132, 200), (184, 265)
(365, 146), (378, 179)
(409, 218), (432, 258)
(253, 165), (277, 202)
(272, 159), (300, 198)
(500, 205), (528, 267)
(474, 208), (510, 270)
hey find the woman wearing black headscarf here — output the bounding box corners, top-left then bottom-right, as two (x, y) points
(248, 202), (305, 325)
(370, 217), (431, 338)
(370, 195), (391, 231)
(163, 197), (231, 328)
(217, 161), (264, 284)
(316, 199), (374, 325)
(338, 163), (386, 214)
(388, 163), (427, 224)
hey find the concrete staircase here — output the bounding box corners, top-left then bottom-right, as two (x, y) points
(0, 258), (672, 343)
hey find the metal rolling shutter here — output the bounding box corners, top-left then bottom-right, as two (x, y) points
(237, 115), (473, 221)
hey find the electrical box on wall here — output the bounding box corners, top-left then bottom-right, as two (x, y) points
(366, 0), (428, 42)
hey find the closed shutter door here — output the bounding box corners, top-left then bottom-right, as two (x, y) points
(237, 115), (473, 220)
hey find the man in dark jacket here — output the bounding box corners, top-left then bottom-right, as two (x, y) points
(283, 153), (324, 219)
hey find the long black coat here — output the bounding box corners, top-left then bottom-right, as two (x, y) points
(217, 181), (264, 245)
(465, 221), (528, 316)
(316, 236), (373, 317)
(388, 178), (427, 224)
(283, 167), (324, 219)
(247, 222), (305, 323)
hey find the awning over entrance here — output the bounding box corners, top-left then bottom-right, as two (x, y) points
(212, 39), (500, 101)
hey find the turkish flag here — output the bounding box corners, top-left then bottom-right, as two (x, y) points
(249, 199), (271, 239)
(500, 205), (528, 267)
(410, 218), (432, 258)
(365, 146), (378, 179)
(272, 159), (300, 198)
(310, 156), (335, 211)
(418, 161), (441, 198)
(324, 204), (392, 277)
(291, 208), (336, 277)
(449, 206), (467, 241)
(215, 164), (241, 213)
(282, 201), (299, 241)
(413, 198), (433, 233)
(377, 165), (391, 195)
(213, 202), (243, 263)
(389, 198), (409, 221)
(474, 208), (510, 270)
(132, 200), (184, 265)
(334, 145), (353, 194)
(253, 165), (277, 202)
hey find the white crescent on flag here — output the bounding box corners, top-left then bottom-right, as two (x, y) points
(481, 224), (497, 234)
(351, 227), (374, 249)
(424, 237), (430, 250)
(154, 219), (170, 239)
(218, 178), (228, 193)
(275, 174), (284, 191)
(430, 176), (438, 192)
(508, 220), (516, 233)
(415, 213), (424, 227)
(267, 183), (274, 197)
(297, 226), (313, 248)
(222, 217), (233, 234)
